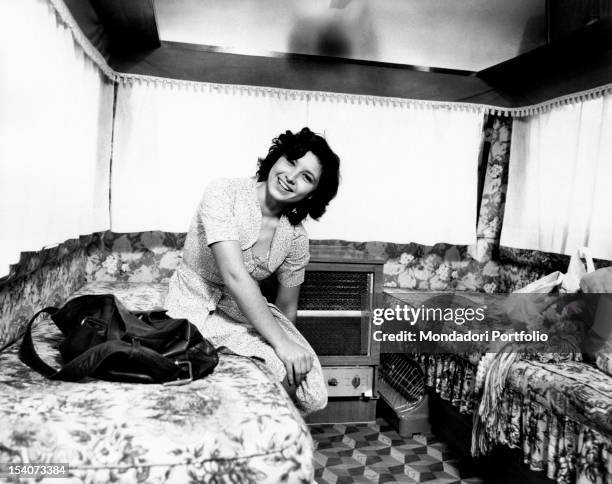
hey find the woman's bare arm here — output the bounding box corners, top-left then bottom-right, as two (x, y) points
(211, 240), (312, 385)
(275, 285), (300, 324)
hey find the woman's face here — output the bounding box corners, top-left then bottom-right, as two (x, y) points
(267, 151), (322, 205)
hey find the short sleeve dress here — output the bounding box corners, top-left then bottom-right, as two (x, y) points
(164, 176), (327, 414)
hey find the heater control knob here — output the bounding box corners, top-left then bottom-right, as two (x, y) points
(328, 378), (338, 386)
(352, 376), (361, 388)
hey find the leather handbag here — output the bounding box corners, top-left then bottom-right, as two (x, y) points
(19, 294), (219, 384)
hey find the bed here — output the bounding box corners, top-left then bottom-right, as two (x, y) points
(0, 282), (314, 483)
(383, 289), (612, 484)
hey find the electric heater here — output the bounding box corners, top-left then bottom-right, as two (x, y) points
(297, 245), (384, 423)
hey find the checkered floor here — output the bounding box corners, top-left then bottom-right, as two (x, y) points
(309, 419), (484, 484)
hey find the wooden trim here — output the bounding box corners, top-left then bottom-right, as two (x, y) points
(297, 310), (364, 317)
(370, 269), (383, 364)
(362, 273), (373, 357)
(319, 355), (378, 366)
(160, 41), (477, 77)
(306, 262), (383, 273)
(477, 19), (612, 104)
(110, 41), (512, 106)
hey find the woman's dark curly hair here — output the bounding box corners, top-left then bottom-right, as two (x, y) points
(256, 127), (340, 225)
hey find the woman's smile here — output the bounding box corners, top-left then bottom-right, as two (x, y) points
(267, 152), (323, 205)
(277, 176), (294, 193)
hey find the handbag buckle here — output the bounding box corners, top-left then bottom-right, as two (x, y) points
(163, 360), (193, 386)
(80, 316), (105, 329)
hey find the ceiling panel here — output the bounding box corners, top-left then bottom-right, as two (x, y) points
(154, 0), (547, 71)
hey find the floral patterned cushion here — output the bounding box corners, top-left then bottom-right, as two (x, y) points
(69, 280), (170, 309)
(0, 282), (314, 483)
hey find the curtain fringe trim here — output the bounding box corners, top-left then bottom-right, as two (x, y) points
(114, 72), (489, 113)
(115, 73), (612, 118)
(47, 0), (116, 82)
(49, 0), (611, 117)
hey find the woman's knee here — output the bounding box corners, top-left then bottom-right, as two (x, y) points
(303, 369), (328, 412)
(316, 387), (329, 412)
(281, 372), (328, 413)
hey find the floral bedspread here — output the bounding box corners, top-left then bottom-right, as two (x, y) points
(506, 360), (612, 436)
(419, 355), (612, 484)
(477, 359), (612, 484)
(0, 282), (314, 483)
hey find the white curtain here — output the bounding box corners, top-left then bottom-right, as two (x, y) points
(305, 98), (483, 244)
(112, 80), (483, 245)
(111, 83), (307, 232)
(501, 94), (612, 260)
(0, 0), (114, 277)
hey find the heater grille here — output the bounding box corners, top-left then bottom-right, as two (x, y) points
(295, 316), (363, 355)
(379, 353), (425, 407)
(298, 271), (369, 310)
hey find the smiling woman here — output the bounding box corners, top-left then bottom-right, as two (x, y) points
(164, 128), (340, 414)
(269, 153), (321, 202)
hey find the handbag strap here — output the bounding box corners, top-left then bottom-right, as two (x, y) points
(19, 307), (60, 378)
(49, 340), (180, 382)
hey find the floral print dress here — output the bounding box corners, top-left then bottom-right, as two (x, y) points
(165, 176), (327, 415)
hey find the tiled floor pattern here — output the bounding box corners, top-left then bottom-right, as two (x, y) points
(309, 419), (484, 484)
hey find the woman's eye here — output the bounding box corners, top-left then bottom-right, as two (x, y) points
(303, 174), (313, 183)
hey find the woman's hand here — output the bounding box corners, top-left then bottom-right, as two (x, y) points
(273, 336), (314, 386)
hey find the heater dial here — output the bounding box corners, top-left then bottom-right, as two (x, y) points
(322, 367), (373, 397)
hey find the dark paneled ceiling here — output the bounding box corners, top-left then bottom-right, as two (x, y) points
(153, 0), (547, 72)
(64, 0), (159, 59)
(64, 0), (612, 109)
